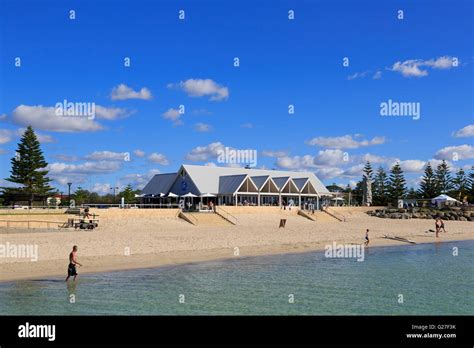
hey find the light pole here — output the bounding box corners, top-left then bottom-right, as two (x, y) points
(67, 183), (72, 206)
(110, 186), (119, 203)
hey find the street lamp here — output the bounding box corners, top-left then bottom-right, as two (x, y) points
(110, 186), (119, 203)
(67, 183), (72, 206)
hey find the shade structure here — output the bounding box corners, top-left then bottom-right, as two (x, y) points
(167, 192), (179, 198)
(200, 193), (216, 198)
(182, 192), (198, 198)
(431, 194), (458, 203)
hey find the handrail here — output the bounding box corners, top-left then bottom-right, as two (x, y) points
(215, 206), (238, 225)
(322, 207), (346, 222)
(177, 210), (198, 225)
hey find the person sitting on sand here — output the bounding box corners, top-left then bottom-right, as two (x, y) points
(364, 229), (370, 246)
(66, 245), (82, 282)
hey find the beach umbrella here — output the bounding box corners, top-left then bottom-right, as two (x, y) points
(167, 192), (178, 198)
(200, 193), (216, 197)
(182, 192), (198, 198)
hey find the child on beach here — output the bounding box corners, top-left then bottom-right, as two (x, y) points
(364, 229), (370, 246)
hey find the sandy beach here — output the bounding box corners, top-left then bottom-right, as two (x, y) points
(0, 206), (472, 282)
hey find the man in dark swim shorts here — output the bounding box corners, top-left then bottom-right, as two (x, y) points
(66, 245), (83, 281)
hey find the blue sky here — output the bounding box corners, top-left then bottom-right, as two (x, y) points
(0, 0), (473, 194)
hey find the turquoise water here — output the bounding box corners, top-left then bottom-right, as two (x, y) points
(0, 241), (472, 315)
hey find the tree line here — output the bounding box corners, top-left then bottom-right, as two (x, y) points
(334, 160), (474, 205)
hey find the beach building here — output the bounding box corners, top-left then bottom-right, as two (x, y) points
(140, 164), (331, 208)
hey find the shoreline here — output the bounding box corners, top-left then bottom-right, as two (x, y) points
(1, 234), (472, 284)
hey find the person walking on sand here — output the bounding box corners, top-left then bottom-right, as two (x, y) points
(364, 229), (370, 246)
(435, 218), (442, 238)
(439, 218), (446, 233)
(65, 245), (82, 282)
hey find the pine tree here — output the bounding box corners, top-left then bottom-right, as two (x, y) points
(120, 184), (136, 204)
(452, 168), (469, 201)
(73, 187), (90, 205)
(3, 126), (54, 206)
(469, 166), (474, 203)
(388, 162), (407, 201)
(373, 166), (388, 205)
(418, 162), (437, 198)
(362, 161), (374, 181)
(434, 160), (453, 194)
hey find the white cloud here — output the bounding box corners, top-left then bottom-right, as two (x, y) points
(194, 123), (212, 132)
(12, 105), (102, 132)
(306, 135), (385, 149)
(343, 164), (365, 177)
(133, 149), (145, 158)
(373, 71), (382, 79)
(53, 154), (79, 162)
(11, 105), (130, 132)
(162, 108), (183, 125)
(275, 155), (318, 170)
(314, 166), (345, 180)
(119, 169), (160, 189)
(148, 152), (169, 165)
(261, 150), (289, 157)
(0, 113), (7, 121)
(168, 78), (229, 101)
(95, 105), (133, 120)
(90, 183), (112, 195)
(347, 71), (368, 80)
(0, 129), (12, 144)
(241, 123), (253, 129)
(453, 124), (474, 138)
(48, 161), (122, 175)
(185, 142), (226, 162)
(313, 149), (348, 166)
(389, 56), (458, 78)
(434, 145), (474, 160)
(85, 151), (129, 161)
(397, 160), (426, 173)
(110, 84), (152, 100)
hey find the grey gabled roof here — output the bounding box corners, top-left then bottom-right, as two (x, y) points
(272, 176), (290, 190)
(292, 177), (309, 191)
(218, 174), (248, 194)
(250, 175), (270, 189)
(162, 164), (330, 195)
(141, 173), (177, 195)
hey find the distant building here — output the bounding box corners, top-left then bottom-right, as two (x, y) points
(140, 164), (331, 208)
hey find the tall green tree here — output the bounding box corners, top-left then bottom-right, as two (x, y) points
(362, 161), (374, 181)
(469, 166), (474, 203)
(435, 160), (453, 194)
(73, 187), (91, 205)
(3, 126), (54, 206)
(418, 162), (437, 198)
(120, 184), (137, 204)
(373, 166), (389, 205)
(452, 168), (469, 201)
(388, 162), (407, 201)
